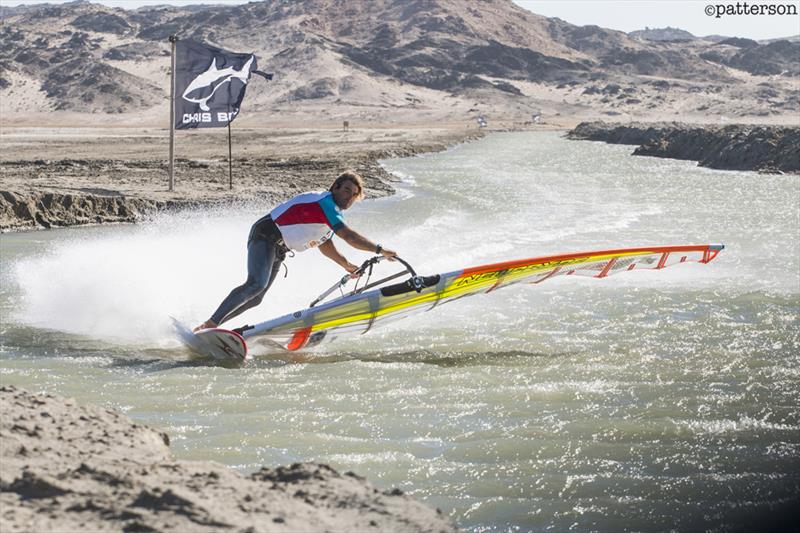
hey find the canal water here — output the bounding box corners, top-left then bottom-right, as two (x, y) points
(2, 132), (798, 531)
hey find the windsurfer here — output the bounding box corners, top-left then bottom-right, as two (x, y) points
(193, 171), (397, 332)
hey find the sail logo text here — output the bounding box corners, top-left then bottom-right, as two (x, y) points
(454, 258), (591, 287)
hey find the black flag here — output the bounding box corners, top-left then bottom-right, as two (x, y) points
(174, 40), (265, 129)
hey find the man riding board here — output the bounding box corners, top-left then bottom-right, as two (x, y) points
(194, 171), (397, 332)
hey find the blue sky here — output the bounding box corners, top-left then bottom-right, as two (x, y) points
(5, 0), (800, 40)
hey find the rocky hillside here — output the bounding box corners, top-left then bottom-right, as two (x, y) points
(0, 0), (798, 123)
(628, 27), (696, 42)
(567, 121), (800, 173)
(700, 39), (800, 76)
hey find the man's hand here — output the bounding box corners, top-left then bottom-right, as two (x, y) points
(379, 247), (398, 261)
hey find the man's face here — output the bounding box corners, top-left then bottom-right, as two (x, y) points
(333, 180), (360, 210)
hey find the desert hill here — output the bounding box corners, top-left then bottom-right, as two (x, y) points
(628, 27), (696, 42)
(0, 0), (798, 126)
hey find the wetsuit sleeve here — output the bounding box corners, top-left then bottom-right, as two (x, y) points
(319, 194), (345, 232)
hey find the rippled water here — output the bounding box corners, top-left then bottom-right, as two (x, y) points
(2, 132), (798, 531)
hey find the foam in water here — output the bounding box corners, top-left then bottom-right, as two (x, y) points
(8, 201), (418, 348)
(10, 207), (345, 344)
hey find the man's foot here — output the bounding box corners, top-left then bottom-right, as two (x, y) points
(193, 319), (218, 333)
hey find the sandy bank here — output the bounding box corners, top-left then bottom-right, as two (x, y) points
(0, 385), (457, 532)
(0, 126), (483, 231)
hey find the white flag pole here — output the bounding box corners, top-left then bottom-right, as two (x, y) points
(168, 35), (177, 192)
(227, 121), (233, 190)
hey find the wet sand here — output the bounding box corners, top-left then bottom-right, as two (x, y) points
(0, 386), (457, 532)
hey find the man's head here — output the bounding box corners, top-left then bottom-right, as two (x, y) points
(330, 170), (364, 210)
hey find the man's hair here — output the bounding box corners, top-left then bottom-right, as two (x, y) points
(330, 170), (365, 200)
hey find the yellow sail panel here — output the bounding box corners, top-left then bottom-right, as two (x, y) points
(244, 244), (724, 351)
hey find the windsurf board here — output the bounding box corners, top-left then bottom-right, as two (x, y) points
(171, 317), (248, 362)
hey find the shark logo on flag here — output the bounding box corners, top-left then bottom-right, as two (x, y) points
(174, 40), (270, 129)
(182, 55), (255, 112)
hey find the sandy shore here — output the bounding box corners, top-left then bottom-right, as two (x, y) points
(0, 385), (457, 532)
(0, 125), (484, 231)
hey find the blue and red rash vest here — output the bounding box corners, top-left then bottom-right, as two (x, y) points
(269, 191), (345, 251)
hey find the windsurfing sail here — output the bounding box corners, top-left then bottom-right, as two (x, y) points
(237, 244), (724, 352)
